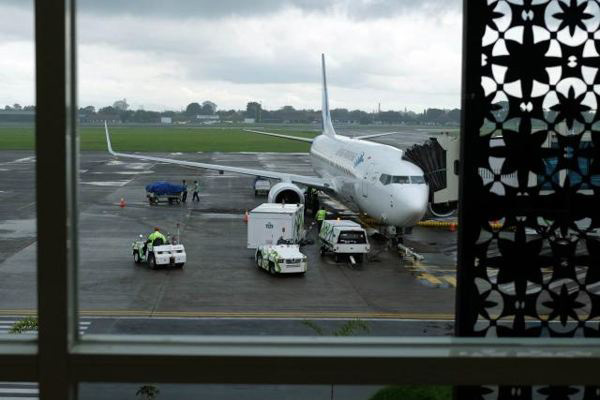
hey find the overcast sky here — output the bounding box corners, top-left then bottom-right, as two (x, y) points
(0, 1), (462, 112)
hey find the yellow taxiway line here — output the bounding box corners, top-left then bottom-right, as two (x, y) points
(0, 309), (455, 320)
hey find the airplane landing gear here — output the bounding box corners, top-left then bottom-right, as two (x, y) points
(382, 225), (423, 262)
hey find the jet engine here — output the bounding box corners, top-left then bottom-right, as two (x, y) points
(268, 182), (305, 204)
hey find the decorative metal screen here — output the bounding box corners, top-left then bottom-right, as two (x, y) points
(457, 0), (600, 397)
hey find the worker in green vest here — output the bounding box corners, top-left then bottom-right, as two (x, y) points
(146, 227), (167, 251)
(316, 208), (327, 231)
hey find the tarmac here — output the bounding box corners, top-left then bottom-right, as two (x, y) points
(0, 147), (457, 333)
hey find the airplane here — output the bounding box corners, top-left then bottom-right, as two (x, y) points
(105, 54), (429, 232)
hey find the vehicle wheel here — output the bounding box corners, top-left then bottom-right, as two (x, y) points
(256, 253), (263, 269)
(254, 190), (258, 196)
(355, 254), (364, 263)
(148, 254), (157, 269)
(176, 263), (184, 269)
(269, 262), (276, 275)
(334, 254), (340, 263)
(133, 251), (141, 264)
(319, 247), (325, 257)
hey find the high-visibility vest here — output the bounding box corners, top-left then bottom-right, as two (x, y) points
(148, 231), (166, 243)
(316, 210), (327, 221)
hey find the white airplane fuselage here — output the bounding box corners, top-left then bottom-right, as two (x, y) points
(309, 134), (429, 227)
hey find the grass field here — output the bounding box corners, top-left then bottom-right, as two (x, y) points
(0, 125), (317, 152)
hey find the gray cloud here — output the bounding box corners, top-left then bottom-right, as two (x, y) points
(4, 0), (459, 20)
(0, 0), (462, 111)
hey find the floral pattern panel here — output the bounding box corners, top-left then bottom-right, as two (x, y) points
(458, 0), (600, 398)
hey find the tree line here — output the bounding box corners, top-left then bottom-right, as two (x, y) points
(3, 100), (461, 125)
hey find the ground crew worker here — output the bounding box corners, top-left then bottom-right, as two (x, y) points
(181, 180), (188, 203)
(144, 227), (167, 254)
(316, 207), (327, 231)
(192, 180), (200, 202)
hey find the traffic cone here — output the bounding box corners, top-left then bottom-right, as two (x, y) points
(243, 210), (249, 223)
(119, 198), (126, 208)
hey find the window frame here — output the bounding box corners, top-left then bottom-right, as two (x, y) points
(1, 1), (600, 398)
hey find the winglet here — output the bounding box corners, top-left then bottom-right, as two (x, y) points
(321, 54), (336, 137)
(104, 121), (116, 156)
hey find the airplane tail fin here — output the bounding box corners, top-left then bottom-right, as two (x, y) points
(321, 54), (336, 137)
(104, 121), (117, 156)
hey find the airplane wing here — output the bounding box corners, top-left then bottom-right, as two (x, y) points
(243, 129), (314, 143)
(104, 122), (331, 190)
(353, 131), (403, 140)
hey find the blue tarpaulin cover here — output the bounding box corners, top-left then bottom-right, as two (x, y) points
(145, 181), (184, 195)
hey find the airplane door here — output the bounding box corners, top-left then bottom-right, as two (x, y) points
(361, 162), (373, 198)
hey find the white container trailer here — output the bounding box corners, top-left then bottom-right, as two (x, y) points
(247, 203), (304, 249)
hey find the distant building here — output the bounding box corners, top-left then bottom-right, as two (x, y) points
(195, 115), (219, 124)
(80, 113), (120, 124)
(0, 110), (35, 123)
(243, 118), (255, 124)
(160, 117), (172, 124)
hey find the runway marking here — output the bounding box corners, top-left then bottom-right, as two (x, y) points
(16, 202), (35, 211)
(80, 180), (132, 187)
(444, 277), (457, 287)
(0, 310), (455, 320)
(0, 382), (39, 400)
(0, 318), (91, 335)
(418, 273), (443, 287)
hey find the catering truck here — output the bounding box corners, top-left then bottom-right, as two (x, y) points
(247, 203), (304, 249)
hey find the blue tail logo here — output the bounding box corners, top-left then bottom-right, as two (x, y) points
(354, 152), (365, 167)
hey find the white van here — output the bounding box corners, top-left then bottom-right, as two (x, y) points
(318, 220), (370, 262)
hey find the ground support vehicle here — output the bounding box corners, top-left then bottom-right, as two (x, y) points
(247, 203), (305, 249)
(255, 244), (307, 275)
(145, 181), (185, 205)
(319, 220), (370, 263)
(253, 177), (271, 196)
(146, 191), (182, 205)
(132, 236), (186, 269)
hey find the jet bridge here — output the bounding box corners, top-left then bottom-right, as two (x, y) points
(403, 132), (459, 217)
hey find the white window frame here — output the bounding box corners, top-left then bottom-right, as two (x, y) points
(1, 1), (600, 398)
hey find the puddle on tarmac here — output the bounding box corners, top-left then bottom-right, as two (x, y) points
(0, 219), (36, 238)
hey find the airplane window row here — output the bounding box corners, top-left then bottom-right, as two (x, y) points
(379, 174), (426, 185)
(312, 150), (357, 178)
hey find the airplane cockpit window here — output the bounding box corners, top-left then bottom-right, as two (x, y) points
(391, 176), (410, 184)
(381, 175), (422, 185)
(379, 174), (391, 185)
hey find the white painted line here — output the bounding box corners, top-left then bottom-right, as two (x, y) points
(80, 180), (131, 187)
(75, 316), (456, 322)
(0, 383), (37, 387)
(0, 397), (39, 400)
(0, 388), (39, 394)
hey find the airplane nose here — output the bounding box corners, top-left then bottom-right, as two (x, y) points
(391, 185), (428, 226)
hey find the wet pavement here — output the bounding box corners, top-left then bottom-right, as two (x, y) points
(0, 148), (456, 328)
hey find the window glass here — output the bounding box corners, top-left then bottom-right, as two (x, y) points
(410, 176), (426, 184)
(391, 176), (410, 184)
(379, 174), (391, 185)
(338, 231), (366, 244)
(0, 1), (37, 332)
(76, 1), (461, 338)
(79, 383), (389, 399)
